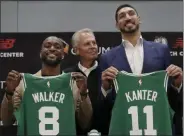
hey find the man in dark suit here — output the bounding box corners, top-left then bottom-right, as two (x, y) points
(64, 28), (109, 135)
(100, 4), (183, 135)
(173, 79), (183, 136)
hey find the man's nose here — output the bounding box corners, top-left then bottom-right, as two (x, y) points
(90, 43), (97, 48)
(50, 45), (56, 51)
(125, 14), (131, 20)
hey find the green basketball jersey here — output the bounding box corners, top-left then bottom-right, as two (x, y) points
(109, 70), (173, 136)
(14, 73), (76, 136)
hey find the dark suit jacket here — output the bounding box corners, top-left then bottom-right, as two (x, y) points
(173, 88), (183, 135)
(99, 40), (182, 134)
(64, 64), (109, 135)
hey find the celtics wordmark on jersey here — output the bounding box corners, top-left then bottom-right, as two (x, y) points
(109, 70), (173, 136)
(14, 73), (76, 136)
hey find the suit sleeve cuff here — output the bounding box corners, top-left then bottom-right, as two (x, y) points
(171, 83), (182, 93)
(101, 87), (112, 97)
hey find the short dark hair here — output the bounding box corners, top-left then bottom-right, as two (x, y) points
(115, 4), (138, 22)
(42, 36), (67, 48)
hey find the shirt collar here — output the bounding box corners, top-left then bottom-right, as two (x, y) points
(122, 35), (143, 47)
(78, 61), (98, 73)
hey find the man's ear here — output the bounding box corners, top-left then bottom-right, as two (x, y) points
(138, 16), (141, 24)
(74, 47), (79, 55)
(61, 54), (64, 59)
(115, 22), (120, 30)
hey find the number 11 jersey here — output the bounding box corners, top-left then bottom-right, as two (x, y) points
(109, 70), (173, 136)
(14, 73), (76, 136)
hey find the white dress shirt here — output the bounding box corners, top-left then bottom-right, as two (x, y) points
(78, 61), (98, 77)
(123, 36), (144, 74)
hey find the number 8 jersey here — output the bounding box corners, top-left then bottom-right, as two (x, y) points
(109, 70), (173, 136)
(14, 73), (76, 136)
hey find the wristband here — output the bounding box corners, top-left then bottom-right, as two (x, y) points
(6, 91), (14, 96)
(5, 88), (14, 96)
(80, 92), (88, 97)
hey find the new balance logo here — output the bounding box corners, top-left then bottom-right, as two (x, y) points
(0, 39), (16, 50)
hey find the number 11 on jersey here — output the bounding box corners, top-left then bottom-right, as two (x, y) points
(128, 105), (157, 135)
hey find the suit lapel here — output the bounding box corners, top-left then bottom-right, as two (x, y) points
(113, 44), (132, 73)
(75, 65), (87, 77)
(113, 40), (157, 74)
(142, 40), (153, 73)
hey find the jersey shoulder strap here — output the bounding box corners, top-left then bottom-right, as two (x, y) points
(113, 70), (169, 93)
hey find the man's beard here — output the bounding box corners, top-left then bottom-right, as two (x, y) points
(120, 24), (139, 34)
(41, 56), (61, 66)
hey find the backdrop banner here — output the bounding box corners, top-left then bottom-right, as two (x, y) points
(0, 32), (183, 135)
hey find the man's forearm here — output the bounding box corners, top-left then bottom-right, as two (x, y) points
(76, 96), (93, 130)
(1, 94), (15, 126)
